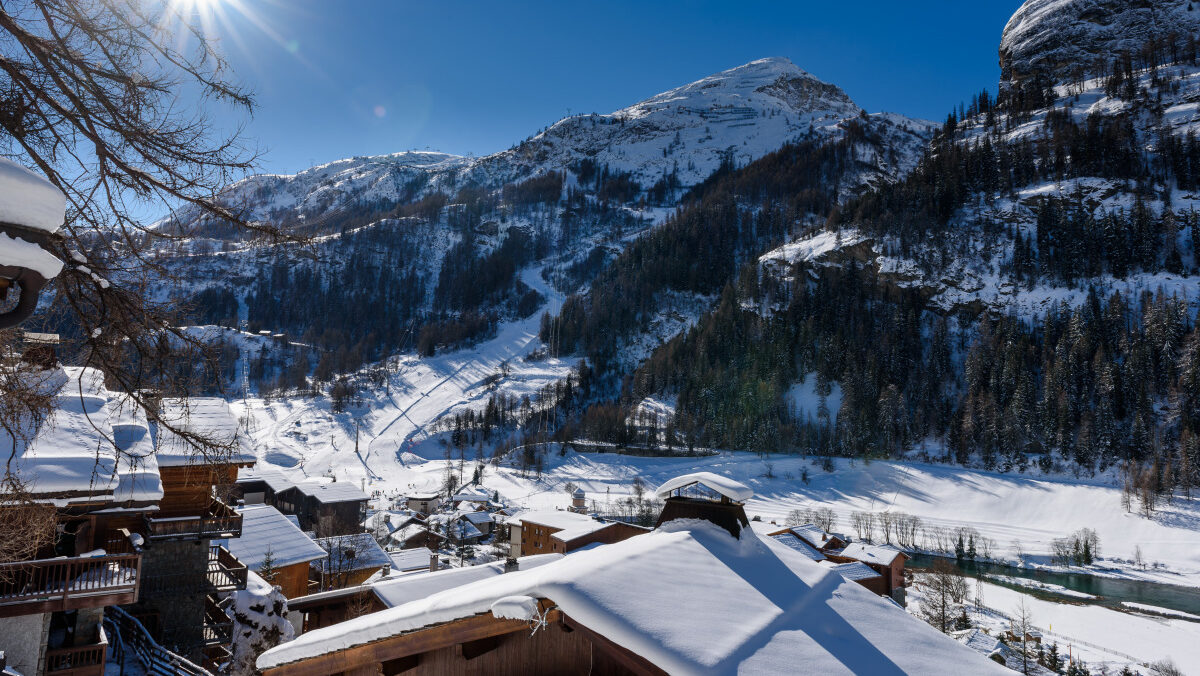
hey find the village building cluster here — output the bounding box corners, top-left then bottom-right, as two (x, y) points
(0, 357), (1004, 676)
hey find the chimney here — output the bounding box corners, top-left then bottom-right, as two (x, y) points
(504, 556), (519, 573)
(429, 552), (439, 572)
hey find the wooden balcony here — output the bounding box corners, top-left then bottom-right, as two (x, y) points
(202, 595), (233, 647)
(145, 498), (243, 541)
(0, 553), (141, 618)
(44, 626), (108, 676)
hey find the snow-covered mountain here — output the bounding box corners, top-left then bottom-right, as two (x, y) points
(171, 57), (926, 237)
(472, 57), (868, 188)
(1000, 0), (1200, 87)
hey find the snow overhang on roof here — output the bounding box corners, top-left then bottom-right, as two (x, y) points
(155, 398), (255, 467)
(654, 472), (754, 502)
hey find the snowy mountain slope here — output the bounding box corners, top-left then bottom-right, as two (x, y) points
(761, 2), (1200, 319)
(1000, 0), (1200, 87)
(470, 57), (876, 188)
(168, 57), (928, 239)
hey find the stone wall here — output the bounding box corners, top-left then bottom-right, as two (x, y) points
(128, 538), (211, 653)
(0, 611), (50, 676)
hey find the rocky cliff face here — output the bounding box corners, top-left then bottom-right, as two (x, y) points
(999, 0), (1200, 86)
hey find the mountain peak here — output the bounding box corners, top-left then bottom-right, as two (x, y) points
(1000, 0), (1200, 87)
(618, 57), (859, 121)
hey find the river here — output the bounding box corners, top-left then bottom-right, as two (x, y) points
(908, 553), (1200, 619)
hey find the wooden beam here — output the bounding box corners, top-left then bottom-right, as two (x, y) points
(561, 614), (668, 676)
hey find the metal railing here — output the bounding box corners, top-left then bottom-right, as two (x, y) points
(104, 606), (212, 676)
(0, 553), (141, 616)
(145, 499), (243, 540)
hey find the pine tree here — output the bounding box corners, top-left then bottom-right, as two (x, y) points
(257, 547), (278, 585)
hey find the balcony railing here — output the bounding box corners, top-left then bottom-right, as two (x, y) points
(0, 553), (141, 618)
(140, 544), (246, 597)
(44, 627), (108, 676)
(145, 498), (243, 541)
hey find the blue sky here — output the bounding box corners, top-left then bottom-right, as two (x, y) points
(204, 0), (1024, 175)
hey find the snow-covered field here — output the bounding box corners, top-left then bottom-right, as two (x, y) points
(962, 581), (1200, 674)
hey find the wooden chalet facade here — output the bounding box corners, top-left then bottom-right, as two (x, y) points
(275, 481), (369, 537)
(224, 505), (327, 600)
(259, 599), (665, 676)
(510, 511), (646, 557)
(0, 376), (253, 675)
(826, 543), (909, 603)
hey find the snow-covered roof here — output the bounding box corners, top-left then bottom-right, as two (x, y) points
(506, 509), (600, 530)
(365, 510), (419, 533)
(769, 532), (826, 561)
(258, 521), (1007, 674)
(836, 543), (906, 566)
(654, 472), (753, 502)
(155, 398), (254, 467)
(550, 520), (615, 543)
(460, 511), (493, 526)
(370, 555), (562, 609)
(827, 561), (883, 582)
(406, 493), (440, 501)
(2, 367), (164, 505)
(387, 548), (433, 572)
(311, 533), (391, 574)
(237, 466), (295, 493)
(389, 524), (436, 546)
(953, 628), (1005, 657)
(289, 480), (369, 504)
(450, 485), (490, 502)
(448, 520), (483, 541)
(0, 158), (66, 233)
(789, 524), (843, 549)
(224, 505), (326, 569)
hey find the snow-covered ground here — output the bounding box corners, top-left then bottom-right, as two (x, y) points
(951, 580), (1200, 674)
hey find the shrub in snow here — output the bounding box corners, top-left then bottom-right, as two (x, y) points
(225, 571), (294, 676)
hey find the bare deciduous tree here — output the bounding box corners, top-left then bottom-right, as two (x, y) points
(1010, 597), (1035, 675)
(0, 0), (299, 477)
(916, 559), (968, 633)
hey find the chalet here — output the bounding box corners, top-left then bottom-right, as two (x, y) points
(461, 510), (495, 537)
(769, 523), (848, 551)
(0, 372), (252, 674)
(823, 560), (887, 596)
(569, 486), (587, 513)
(233, 466), (295, 506)
(508, 509), (646, 556)
(449, 484), (492, 508)
(387, 548), (437, 576)
(275, 480), (370, 536)
(222, 505), (326, 600)
(254, 473), (1009, 676)
(405, 493), (442, 515)
(311, 533), (392, 590)
(768, 531), (827, 562)
(287, 554), (561, 636)
(828, 542), (909, 604)
(388, 523), (445, 551)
